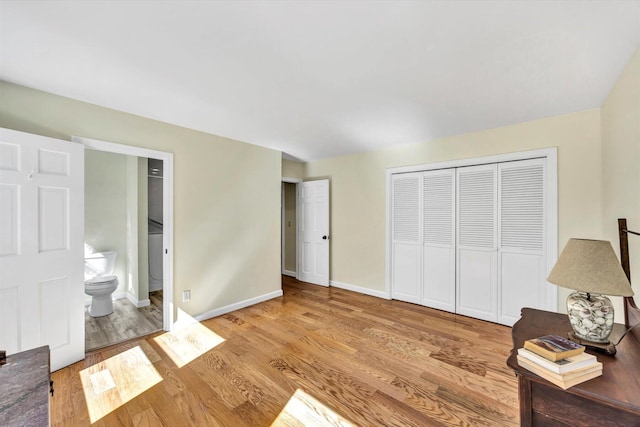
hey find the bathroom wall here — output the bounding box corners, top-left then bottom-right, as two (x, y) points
(84, 149), (129, 297)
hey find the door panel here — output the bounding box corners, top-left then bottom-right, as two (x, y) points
(422, 246), (455, 310)
(499, 252), (544, 325)
(0, 127), (84, 371)
(299, 180), (330, 286)
(498, 158), (547, 325)
(39, 187), (69, 252)
(393, 243), (421, 304)
(0, 286), (19, 352)
(0, 184), (19, 256)
(457, 249), (497, 322)
(456, 164), (498, 322)
(391, 173), (421, 303)
(422, 169), (455, 311)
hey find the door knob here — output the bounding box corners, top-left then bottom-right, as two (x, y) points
(322, 235), (329, 240)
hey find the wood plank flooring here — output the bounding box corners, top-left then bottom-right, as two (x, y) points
(53, 277), (518, 426)
(85, 291), (163, 352)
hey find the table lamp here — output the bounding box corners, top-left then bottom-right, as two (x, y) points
(547, 239), (634, 354)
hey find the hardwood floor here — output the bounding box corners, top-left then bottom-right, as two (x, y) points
(54, 277), (518, 426)
(85, 291), (163, 352)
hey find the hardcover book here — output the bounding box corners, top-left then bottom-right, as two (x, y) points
(524, 334), (585, 361)
(516, 355), (602, 389)
(517, 348), (597, 374)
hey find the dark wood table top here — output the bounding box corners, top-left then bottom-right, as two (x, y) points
(507, 308), (640, 415)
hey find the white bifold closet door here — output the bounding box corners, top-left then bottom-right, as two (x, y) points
(456, 164), (498, 323)
(392, 157), (548, 326)
(422, 169), (456, 312)
(391, 173), (421, 304)
(497, 158), (546, 325)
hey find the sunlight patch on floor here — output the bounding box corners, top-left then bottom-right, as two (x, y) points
(271, 389), (355, 427)
(154, 312), (225, 368)
(80, 345), (162, 423)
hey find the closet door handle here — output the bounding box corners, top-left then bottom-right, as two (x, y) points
(322, 235), (329, 240)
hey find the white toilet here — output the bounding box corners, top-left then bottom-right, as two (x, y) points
(84, 251), (119, 317)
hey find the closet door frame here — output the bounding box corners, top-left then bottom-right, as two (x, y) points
(385, 147), (558, 313)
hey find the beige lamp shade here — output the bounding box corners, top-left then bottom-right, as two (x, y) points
(547, 239), (634, 296)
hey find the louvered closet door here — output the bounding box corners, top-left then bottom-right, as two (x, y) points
(391, 173), (422, 304)
(456, 164), (498, 322)
(422, 169), (456, 311)
(498, 158), (546, 325)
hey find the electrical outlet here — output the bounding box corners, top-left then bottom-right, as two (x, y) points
(182, 290), (191, 302)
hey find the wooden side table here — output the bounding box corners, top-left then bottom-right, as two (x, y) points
(0, 345), (51, 427)
(507, 308), (640, 426)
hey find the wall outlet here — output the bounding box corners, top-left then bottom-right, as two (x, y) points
(182, 290), (191, 302)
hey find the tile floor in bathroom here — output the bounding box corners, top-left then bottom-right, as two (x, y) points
(85, 290), (163, 352)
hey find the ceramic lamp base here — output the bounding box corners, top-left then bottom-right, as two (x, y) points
(566, 291), (614, 343)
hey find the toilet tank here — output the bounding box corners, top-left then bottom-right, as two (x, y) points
(84, 251), (117, 280)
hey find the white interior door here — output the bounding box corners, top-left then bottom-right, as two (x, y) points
(422, 169), (456, 311)
(299, 179), (329, 286)
(0, 128), (84, 371)
(391, 173), (422, 304)
(498, 158), (547, 325)
(456, 164), (498, 323)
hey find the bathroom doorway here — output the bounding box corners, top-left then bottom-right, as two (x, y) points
(74, 136), (174, 352)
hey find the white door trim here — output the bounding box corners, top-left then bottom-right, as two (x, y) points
(72, 136), (174, 331)
(385, 147), (558, 310)
(281, 177), (302, 277)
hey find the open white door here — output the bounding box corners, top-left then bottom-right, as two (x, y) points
(299, 179), (329, 286)
(0, 128), (84, 371)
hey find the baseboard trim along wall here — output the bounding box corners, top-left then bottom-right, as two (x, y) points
(194, 289), (284, 322)
(282, 270), (296, 277)
(330, 280), (391, 300)
(127, 293), (150, 308)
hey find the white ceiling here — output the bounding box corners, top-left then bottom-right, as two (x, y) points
(1, 1), (639, 161)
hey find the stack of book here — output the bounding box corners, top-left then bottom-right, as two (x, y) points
(517, 334), (602, 390)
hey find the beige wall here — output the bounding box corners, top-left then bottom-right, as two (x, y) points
(283, 183), (297, 272)
(305, 109), (603, 313)
(84, 149), (129, 296)
(137, 157), (150, 302)
(0, 81), (282, 319)
(282, 159), (305, 179)
(602, 47), (640, 316)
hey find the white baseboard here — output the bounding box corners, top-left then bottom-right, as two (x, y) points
(282, 270), (297, 277)
(330, 280), (391, 300)
(127, 292), (150, 308)
(193, 289), (284, 322)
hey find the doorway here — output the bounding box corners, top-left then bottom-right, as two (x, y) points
(282, 181), (298, 277)
(73, 136), (174, 351)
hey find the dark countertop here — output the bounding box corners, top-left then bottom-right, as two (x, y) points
(0, 346), (50, 427)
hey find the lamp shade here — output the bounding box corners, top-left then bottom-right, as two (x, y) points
(547, 239), (634, 296)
